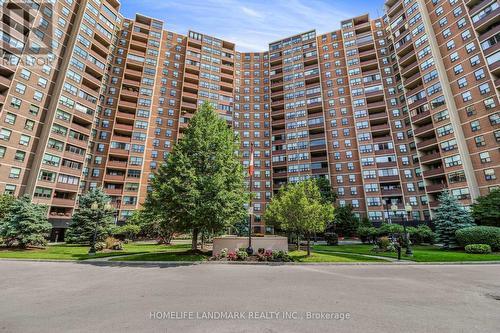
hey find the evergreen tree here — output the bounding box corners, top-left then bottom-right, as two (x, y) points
(434, 191), (475, 249)
(146, 102), (247, 250)
(0, 196), (51, 248)
(333, 205), (360, 237)
(471, 189), (500, 227)
(65, 188), (115, 244)
(264, 180), (334, 255)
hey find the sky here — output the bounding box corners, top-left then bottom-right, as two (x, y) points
(120, 0), (385, 52)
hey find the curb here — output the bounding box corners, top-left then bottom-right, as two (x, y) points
(2, 257), (500, 266)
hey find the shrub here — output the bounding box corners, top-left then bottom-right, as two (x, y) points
(378, 223), (404, 236)
(237, 250), (248, 261)
(105, 237), (123, 250)
(219, 248), (228, 258)
(408, 225), (436, 245)
(227, 250), (237, 261)
(257, 248), (265, 254)
(113, 224), (140, 241)
(94, 242), (105, 251)
(376, 236), (391, 250)
(465, 244), (491, 254)
(455, 226), (500, 251)
(324, 232), (338, 245)
(357, 226), (377, 244)
(272, 250), (291, 262)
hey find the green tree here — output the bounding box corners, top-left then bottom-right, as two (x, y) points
(146, 102), (247, 250)
(471, 189), (500, 227)
(264, 180), (333, 256)
(315, 177), (337, 204)
(136, 202), (176, 244)
(0, 196), (51, 248)
(0, 193), (15, 220)
(434, 191), (475, 249)
(333, 205), (359, 237)
(65, 188), (115, 244)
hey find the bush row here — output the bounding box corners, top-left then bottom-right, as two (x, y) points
(455, 226), (500, 251)
(357, 224), (435, 245)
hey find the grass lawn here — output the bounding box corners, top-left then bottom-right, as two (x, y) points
(289, 250), (386, 263)
(314, 244), (500, 262)
(0, 242), (186, 261)
(109, 244), (209, 262)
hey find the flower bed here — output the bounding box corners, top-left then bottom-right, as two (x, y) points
(211, 248), (292, 262)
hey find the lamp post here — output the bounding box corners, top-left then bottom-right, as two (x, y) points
(88, 201), (113, 255)
(382, 199), (390, 224)
(390, 202), (398, 222)
(404, 203), (413, 256)
(246, 143), (254, 255)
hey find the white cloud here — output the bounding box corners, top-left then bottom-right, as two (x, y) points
(241, 6), (264, 19)
(121, 0), (380, 52)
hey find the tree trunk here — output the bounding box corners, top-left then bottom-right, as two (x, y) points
(201, 231), (205, 250)
(307, 235), (311, 257)
(191, 228), (198, 250)
(296, 234), (300, 251)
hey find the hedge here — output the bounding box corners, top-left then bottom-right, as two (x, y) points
(455, 226), (500, 251)
(465, 244), (491, 254)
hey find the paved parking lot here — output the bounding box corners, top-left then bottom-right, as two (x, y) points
(1, 261), (499, 333)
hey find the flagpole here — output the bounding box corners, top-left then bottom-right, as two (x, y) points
(246, 143), (254, 255)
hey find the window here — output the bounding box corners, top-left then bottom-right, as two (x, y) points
(4, 113), (16, 125)
(479, 152), (491, 163)
(0, 128), (12, 141)
(474, 68), (485, 80)
(9, 167), (21, 179)
(19, 135), (30, 146)
(474, 136), (485, 147)
(479, 83), (490, 95)
(470, 120), (480, 132)
(484, 169), (496, 181)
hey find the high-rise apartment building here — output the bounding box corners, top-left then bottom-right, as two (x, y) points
(0, 0), (498, 238)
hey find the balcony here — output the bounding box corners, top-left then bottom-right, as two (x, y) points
(411, 110), (431, 124)
(181, 101), (197, 111)
(379, 175), (400, 182)
(118, 100), (137, 110)
(367, 100), (386, 111)
(116, 111), (135, 120)
(107, 160), (128, 168)
(51, 198), (76, 207)
(422, 167), (445, 178)
(369, 112), (387, 121)
(419, 151), (441, 164)
(413, 123), (435, 137)
(380, 188), (402, 196)
(55, 182), (79, 192)
(371, 123), (390, 133)
(426, 183), (446, 193)
(417, 137), (438, 149)
(105, 188), (123, 196)
(105, 174), (126, 182)
(114, 123), (133, 132)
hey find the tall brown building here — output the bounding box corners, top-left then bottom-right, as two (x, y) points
(0, 0), (498, 237)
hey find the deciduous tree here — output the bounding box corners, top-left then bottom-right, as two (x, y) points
(471, 189), (500, 227)
(146, 102), (247, 250)
(264, 180), (333, 255)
